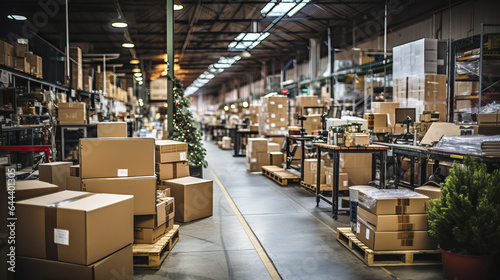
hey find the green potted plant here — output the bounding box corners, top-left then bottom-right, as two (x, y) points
(428, 156), (500, 279)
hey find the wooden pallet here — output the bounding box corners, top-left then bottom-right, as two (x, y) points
(133, 225), (180, 270)
(336, 227), (441, 266)
(300, 181), (333, 192)
(262, 166), (300, 186)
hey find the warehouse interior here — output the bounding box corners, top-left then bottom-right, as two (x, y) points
(1, 0), (500, 279)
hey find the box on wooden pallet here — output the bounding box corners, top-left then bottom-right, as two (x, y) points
(270, 152), (284, 167)
(155, 140), (188, 163)
(357, 206), (428, 232)
(80, 138), (155, 179)
(14, 180), (58, 201)
(134, 222), (166, 244)
(38, 162), (73, 191)
(82, 176), (157, 215)
(358, 189), (428, 215)
(16, 244), (133, 280)
(161, 177), (213, 222)
(303, 159), (325, 185)
(325, 171), (349, 191)
(134, 197), (175, 229)
(97, 122), (128, 137)
(17, 191), (134, 265)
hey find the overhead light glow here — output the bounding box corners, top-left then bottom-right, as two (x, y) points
(111, 19), (128, 28)
(7, 15), (27, 21)
(134, 72), (142, 77)
(174, 4), (184, 10)
(230, 104), (236, 109)
(130, 59), (140, 64)
(224, 105), (229, 111)
(136, 77), (143, 81)
(261, 0), (310, 17)
(242, 101), (249, 108)
(138, 81), (143, 85)
(228, 32), (270, 51)
(122, 43), (135, 48)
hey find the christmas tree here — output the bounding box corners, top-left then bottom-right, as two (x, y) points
(171, 78), (208, 167)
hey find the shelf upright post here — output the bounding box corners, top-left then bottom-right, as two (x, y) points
(479, 23), (484, 112)
(166, 0), (174, 139)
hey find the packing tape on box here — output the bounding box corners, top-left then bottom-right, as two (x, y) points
(45, 193), (95, 260)
(397, 215), (414, 231)
(397, 231), (415, 247)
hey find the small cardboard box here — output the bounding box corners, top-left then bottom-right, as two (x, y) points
(270, 152), (283, 167)
(16, 244), (133, 280)
(156, 162), (190, 180)
(175, 161), (190, 177)
(247, 138), (268, 153)
(358, 189), (428, 215)
(414, 186), (441, 199)
(70, 164), (80, 177)
(134, 197), (175, 228)
(155, 140), (188, 163)
(67, 176), (81, 191)
(80, 138), (155, 179)
(16, 43), (28, 57)
(39, 162), (73, 191)
(267, 142), (281, 153)
(58, 102), (86, 124)
(14, 180), (58, 201)
(161, 177), (213, 222)
(97, 122), (128, 137)
(82, 176), (156, 215)
(17, 191), (134, 265)
(247, 152), (270, 166)
(357, 207), (428, 231)
(477, 113), (499, 126)
(15, 56), (30, 73)
(134, 222), (166, 244)
(356, 219), (435, 251)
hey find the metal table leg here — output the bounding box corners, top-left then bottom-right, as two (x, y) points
(332, 150), (340, 220)
(300, 139), (305, 180)
(316, 146), (321, 207)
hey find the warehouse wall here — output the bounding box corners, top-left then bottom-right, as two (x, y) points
(199, 0), (500, 109)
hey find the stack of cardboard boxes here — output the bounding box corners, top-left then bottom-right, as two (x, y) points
(58, 102), (87, 124)
(267, 142), (283, 167)
(356, 189), (435, 251)
(259, 96), (288, 136)
(155, 140), (190, 180)
(65, 47), (83, 90)
(246, 138), (270, 172)
(0, 40), (14, 68)
(14, 42), (30, 74)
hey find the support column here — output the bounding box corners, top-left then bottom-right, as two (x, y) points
(166, 0), (174, 138)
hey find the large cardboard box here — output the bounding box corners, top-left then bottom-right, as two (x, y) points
(134, 222), (166, 244)
(59, 102), (86, 124)
(26, 53), (43, 78)
(477, 113), (500, 126)
(16, 43), (28, 57)
(247, 152), (270, 166)
(356, 219), (435, 251)
(267, 142), (281, 153)
(340, 153), (372, 186)
(247, 138), (268, 153)
(80, 138), (155, 179)
(161, 177), (213, 222)
(357, 207), (428, 231)
(0, 40), (14, 68)
(15, 57), (30, 73)
(67, 176), (81, 191)
(16, 244), (133, 280)
(17, 191), (134, 265)
(82, 176), (156, 215)
(358, 189), (428, 215)
(270, 152), (284, 167)
(371, 102), (400, 125)
(155, 140), (188, 163)
(134, 197), (175, 228)
(14, 180), (58, 201)
(39, 162), (73, 191)
(414, 186), (441, 199)
(97, 122), (128, 137)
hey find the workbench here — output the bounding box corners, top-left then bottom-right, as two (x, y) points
(314, 143), (390, 220)
(284, 135), (316, 180)
(233, 129), (259, 157)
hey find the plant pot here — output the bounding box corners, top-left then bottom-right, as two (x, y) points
(189, 165), (203, 178)
(440, 248), (493, 280)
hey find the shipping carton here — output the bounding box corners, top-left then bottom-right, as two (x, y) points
(59, 102), (86, 124)
(134, 222), (166, 244)
(82, 176), (156, 215)
(67, 176), (81, 191)
(247, 138), (268, 153)
(97, 122), (128, 137)
(134, 197), (174, 228)
(70, 164), (80, 177)
(16, 244), (133, 280)
(371, 102), (400, 125)
(155, 140), (188, 163)
(340, 154), (372, 186)
(38, 162), (72, 191)
(0, 40), (14, 68)
(161, 177), (213, 222)
(357, 207), (428, 231)
(26, 53), (43, 78)
(358, 189), (428, 215)
(80, 138), (155, 179)
(414, 186), (441, 199)
(270, 152), (284, 167)
(267, 142), (281, 153)
(14, 180), (58, 201)
(17, 191), (134, 265)
(156, 162), (190, 180)
(356, 219), (435, 251)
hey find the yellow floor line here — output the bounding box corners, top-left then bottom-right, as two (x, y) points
(380, 266), (400, 279)
(209, 166), (282, 280)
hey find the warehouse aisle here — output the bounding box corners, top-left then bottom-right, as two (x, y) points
(135, 142), (442, 280)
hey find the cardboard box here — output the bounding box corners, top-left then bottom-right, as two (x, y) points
(414, 186), (441, 199)
(80, 138), (155, 179)
(16, 43), (28, 57)
(477, 113), (499, 126)
(59, 102), (86, 124)
(247, 138), (268, 153)
(247, 152), (270, 166)
(97, 122), (128, 137)
(134, 222), (166, 244)
(39, 162), (73, 191)
(17, 191), (134, 265)
(161, 177), (213, 222)
(340, 154), (372, 186)
(70, 165), (80, 177)
(134, 197), (174, 228)
(82, 176), (156, 215)
(358, 189), (428, 215)
(16, 244), (133, 280)
(14, 180), (58, 201)
(268, 142), (281, 153)
(270, 152), (283, 167)
(156, 162), (190, 180)
(175, 161), (190, 178)
(356, 219), (435, 251)
(357, 207), (428, 231)
(155, 140), (188, 163)
(15, 57), (30, 73)
(26, 53), (43, 78)
(371, 102), (400, 125)
(67, 176), (81, 191)
(0, 40), (14, 68)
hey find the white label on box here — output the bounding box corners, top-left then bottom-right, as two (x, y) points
(343, 180), (348, 187)
(356, 223), (360, 233)
(280, 118), (285, 122)
(180, 152), (187, 161)
(54, 229), (69, 246)
(278, 104), (283, 109)
(270, 101), (275, 105)
(365, 228), (370, 240)
(271, 113), (276, 118)
(117, 169), (128, 177)
(265, 124), (270, 129)
(271, 123), (276, 127)
(251, 158), (257, 163)
(280, 127), (286, 130)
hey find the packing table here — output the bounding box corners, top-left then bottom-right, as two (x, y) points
(284, 135), (316, 180)
(233, 129), (259, 157)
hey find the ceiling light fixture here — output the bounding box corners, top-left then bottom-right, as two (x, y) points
(130, 59), (140, 64)
(228, 32), (270, 51)
(7, 15), (27, 21)
(134, 72), (142, 77)
(230, 104), (236, 109)
(242, 101), (249, 108)
(240, 51), (252, 58)
(132, 67), (141, 73)
(136, 77), (143, 81)
(174, 4), (184, 10)
(111, 18), (128, 28)
(122, 42), (135, 48)
(224, 105), (229, 111)
(138, 81), (143, 85)
(261, 0), (310, 17)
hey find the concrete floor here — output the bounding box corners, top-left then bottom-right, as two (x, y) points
(135, 142), (443, 280)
